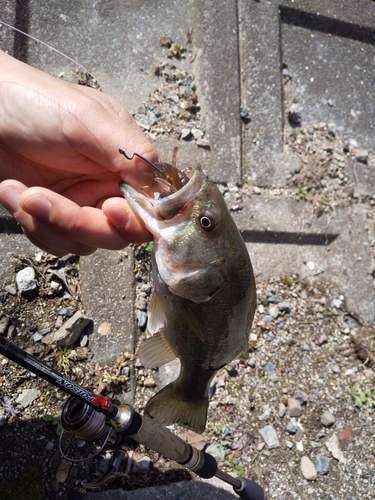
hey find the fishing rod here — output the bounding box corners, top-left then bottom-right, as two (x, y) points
(0, 336), (266, 499)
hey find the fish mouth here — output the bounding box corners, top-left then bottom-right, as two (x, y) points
(120, 165), (204, 231)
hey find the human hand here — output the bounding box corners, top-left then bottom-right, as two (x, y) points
(0, 50), (157, 256)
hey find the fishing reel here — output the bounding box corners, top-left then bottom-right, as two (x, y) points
(0, 336), (266, 500)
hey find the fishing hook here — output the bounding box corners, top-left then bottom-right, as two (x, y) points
(118, 148), (162, 174)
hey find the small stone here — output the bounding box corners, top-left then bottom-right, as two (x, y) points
(288, 398), (302, 417)
(16, 267), (38, 295)
(331, 298), (342, 309)
(279, 403), (286, 418)
(285, 440), (293, 449)
(316, 454), (330, 475)
(253, 186), (261, 195)
(288, 103), (303, 125)
(249, 333), (258, 342)
(98, 322), (111, 335)
(4, 285), (17, 295)
(32, 332), (43, 342)
(206, 442), (226, 462)
(286, 421), (298, 434)
(294, 390), (308, 405)
(58, 308), (75, 317)
(80, 335), (88, 347)
(196, 139), (211, 149)
(248, 357), (256, 368)
(16, 388), (41, 408)
(259, 425), (280, 449)
(301, 456), (317, 480)
(321, 410), (335, 427)
(133, 456), (151, 473)
(269, 305), (279, 318)
(43, 311), (92, 347)
(181, 128), (192, 140)
(135, 310), (147, 330)
(353, 148), (369, 164)
(279, 301), (292, 314)
(265, 361), (276, 374)
(143, 377), (156, 388)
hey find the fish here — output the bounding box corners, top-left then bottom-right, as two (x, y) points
(120, 155), (256, 433)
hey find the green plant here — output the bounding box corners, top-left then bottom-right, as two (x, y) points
(295, 184), (308, 197)
(43, 411), (63, 435)
(55, 346), (72, 374)
(350, 382), (375, 411)
(228, 457), (245, 476)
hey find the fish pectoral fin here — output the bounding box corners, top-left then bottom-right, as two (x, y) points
(139, 331), (177, 368)
(176, 302), (205, 341)
(148, 292), (166, 334)
(168, 265), (225, 302)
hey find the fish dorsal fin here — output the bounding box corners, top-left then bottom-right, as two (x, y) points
(176, 302), (205, 342)
(139, 331), (177, 368)
(148, 292), (166, 334)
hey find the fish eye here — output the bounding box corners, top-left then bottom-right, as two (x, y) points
(199, 212), (216, 231)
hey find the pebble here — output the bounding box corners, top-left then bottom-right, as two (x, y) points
(321, 410), (335, 427)
(279, 403), (286, 418)
(15, 388), (41, 408)
(294, 390), (308, 405)
(4, 285), (17, 295)
(258, 406), (271, 421)
(248, 357), (257, 368)
(135, 310), (148, 330)
(316, 454), (330, 475)
(301, 456), (317, 480)
(133, 456), (151, 473)
(259, 424), (280, 449)
(206, 442), (226, 462)
(143, 377), (156, 388)
(269, 305), (279, 318)
(279, 301), (292, 314)
(16, 267), (38, 295)
(286, 420), (298, 434)
(288, 398), (302, 417)
(43, 311), (92, 347)
(265, 361), (276, 374)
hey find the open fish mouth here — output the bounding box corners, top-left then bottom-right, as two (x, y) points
(119, 165), (204, 225)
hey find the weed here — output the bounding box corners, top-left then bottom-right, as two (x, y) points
(43, 411), (63, 435)
(350, 382), (375, 411)
(295, 184), (309, 197)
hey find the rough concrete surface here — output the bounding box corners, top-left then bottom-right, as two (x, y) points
(1, 0), (375, 499)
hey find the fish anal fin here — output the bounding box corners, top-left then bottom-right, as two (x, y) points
(139, 331), (177, 369)
(144, 382), (208, 433)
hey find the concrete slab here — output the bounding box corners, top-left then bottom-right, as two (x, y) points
(281, 1), (375, 153)
(0, 0), (242, 184)
(240, 0), (375, 186)
(80, 249), (135, 364)
(233, 196), (375, 323)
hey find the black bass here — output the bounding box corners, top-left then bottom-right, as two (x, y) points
(120, 156), (256, 433)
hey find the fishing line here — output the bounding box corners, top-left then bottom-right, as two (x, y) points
(0, 18), (93, 76)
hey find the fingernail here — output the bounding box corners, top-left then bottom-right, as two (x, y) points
(0, 186), (21, 216)
(22, 194), (53, 220)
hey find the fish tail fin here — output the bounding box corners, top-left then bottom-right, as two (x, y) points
(144, 382), (208, 433)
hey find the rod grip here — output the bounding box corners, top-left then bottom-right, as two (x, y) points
(131, 415), (192, 464)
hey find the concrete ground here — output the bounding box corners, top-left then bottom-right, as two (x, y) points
(1, 0), (375, 498)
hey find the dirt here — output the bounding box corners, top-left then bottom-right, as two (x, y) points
(1, 36), (375, 500)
